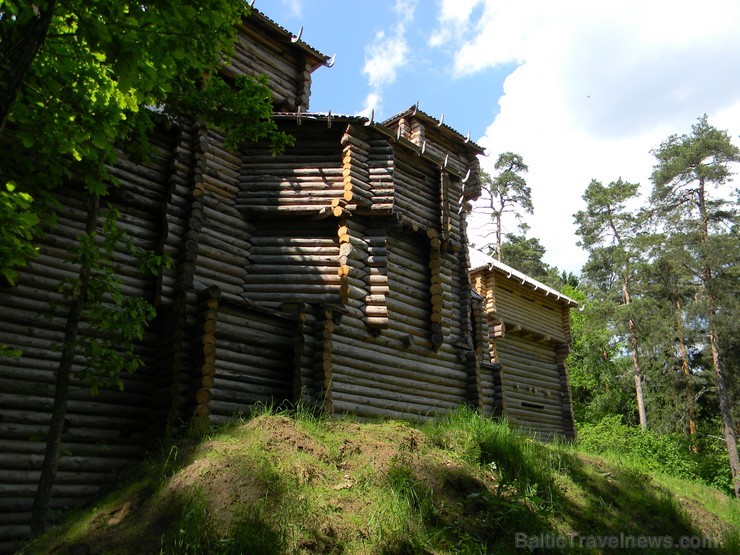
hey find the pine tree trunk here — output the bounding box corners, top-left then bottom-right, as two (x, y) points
(0, 1), (56, 133)
(30, 193), (99, 536)
(708, 326), (740, 498)
(627, 317), (648, 430)
(622, 275), (647, 429)
(495, 211), (502, 262)
(674, 300), (697, 452)
(696, 178), (738, 497)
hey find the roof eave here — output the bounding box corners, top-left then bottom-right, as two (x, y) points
(246, 8), (331, 71)
(469, 256), (579, 308)
(382, 105), (486, 155)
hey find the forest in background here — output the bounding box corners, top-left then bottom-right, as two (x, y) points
(476, 115), (739, 497)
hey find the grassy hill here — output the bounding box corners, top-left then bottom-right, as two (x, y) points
(19, 408), (739, 554)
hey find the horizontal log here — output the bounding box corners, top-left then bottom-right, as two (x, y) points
(241, 165), (342, 176)
(330, 390), (454, 421)
(331, 377), (463, 411)
(208, 396), (278, 417)
(332, 360), (465, 402)
(502, 396), (564, 419)
(247, 253), (338, 265)
(0, 452), (138, 473)
(330, 331), (463, 380)
(250, 237), (337, 249)
(497, 368), (562, 390)
(497, 335), (561, 359)
(211, 378), (291, 402)
(245, 263), (338, 276)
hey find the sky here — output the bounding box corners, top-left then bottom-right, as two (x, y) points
(263, 0), (740, 274)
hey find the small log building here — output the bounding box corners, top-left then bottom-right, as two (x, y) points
(469, 250), (577, 440)
(0, 8), (575, 549)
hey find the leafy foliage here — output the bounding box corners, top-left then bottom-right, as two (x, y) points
(578, 416), (733, 494)
(574, 178), (650, 428)
(56, 206), (169, 394)
(0, 0), (290, 276)
(0, 181), (39, 286)
(649, 114), (740, 497)
(0, 182), (38, 356)
(499, 224), (572, 289)
(651, 114), (739, 209)
(565, 288), (638, 425)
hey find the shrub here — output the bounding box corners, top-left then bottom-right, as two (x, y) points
(577, 416), (733, 493)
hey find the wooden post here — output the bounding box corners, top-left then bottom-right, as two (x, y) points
(314, 308), (334, 414)
(439, 172), (451, 242)
(363, 228), (389, 330)
(193, 285), (221, 434)
(341, 127), (373, 209)
(337, 218), (369, 307)
(428, 230), (444, 349)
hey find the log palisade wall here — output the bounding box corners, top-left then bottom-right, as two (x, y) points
(0, 130), (177, 551)
(0, 8), (573, 550)
(470, 260), (577, 440)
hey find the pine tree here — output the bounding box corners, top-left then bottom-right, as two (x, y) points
(650, 115), (740, 497)
(574, 178), (649, 429)
(479, 152), (532, 262)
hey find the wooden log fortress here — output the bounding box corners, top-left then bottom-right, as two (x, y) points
(469, 250), (577, 440)
(0, 7), (574, 550)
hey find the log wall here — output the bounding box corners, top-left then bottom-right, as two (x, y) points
(225, 20), (313, 111)
(237, 123), (345, 215)
(326, 227), (478, 422)
(0, 127), (177, 549)
(191, 288), (300, 426)
(152, 121), (199, 432)
(383, 112), (483, 202)
(393, 150), (439, 232)
(242, 219), (341, 309)
(328, 308), (471, 421)
(494, 334), (568, 439)
(494, 280), (569, 343)
(470, 266), (576, 439)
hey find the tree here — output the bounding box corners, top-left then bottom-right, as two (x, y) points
(565, 286), (638, 425)
(479, 152), (532, 261)
(641, 239), (702, 448)
(31, 200), (167, 534)
(574, 178), (649, 429)
(499, 224), (568, 289)
(0, 0), (56, 130)
(1, 1), (294, 532)
(1, 1), (291, 280)
(501, 225), (548, 277)
(650, 114), (740, 497)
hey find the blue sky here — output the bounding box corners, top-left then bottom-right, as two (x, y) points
(260, 0), (740, 274)
(266, 0), (510, 139)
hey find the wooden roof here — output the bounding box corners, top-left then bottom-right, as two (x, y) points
(469, 249), (578, 307)
(272, 111), (478, 184)
(246, 7), (332, 72)
(382, 104), (486, 156)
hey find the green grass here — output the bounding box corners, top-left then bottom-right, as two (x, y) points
(19, 406), (740, 554)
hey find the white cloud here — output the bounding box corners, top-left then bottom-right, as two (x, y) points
(437, 0), (740, 273)
(359, 92), (382, 120)
(393, 0), (418, 23)
(360, 0), (418, 117)
(428, 0), (483, 48)
(281, 0), (302, 18)
(364, 32), (409, 90)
